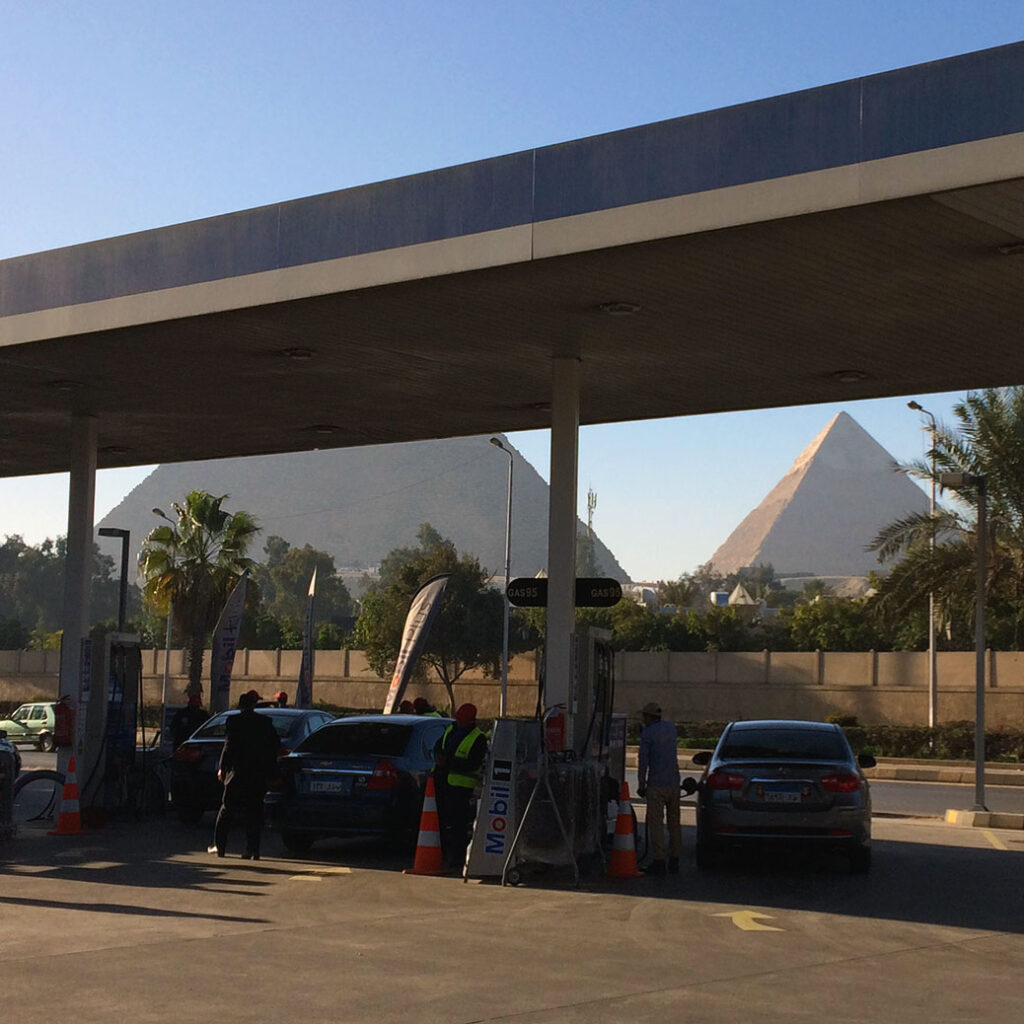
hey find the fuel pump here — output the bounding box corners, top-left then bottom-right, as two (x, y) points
(79, 632), (143, 816)
(466, 626), (626, 883)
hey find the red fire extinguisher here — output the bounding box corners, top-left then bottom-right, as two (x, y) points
(54, 697), (74, 748)
(544, 707), (566, 753)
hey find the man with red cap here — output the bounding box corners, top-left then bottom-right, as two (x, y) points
(433, 703), (488, 873)
(170, 692), (209, 749)
(208, 690), (280, 859)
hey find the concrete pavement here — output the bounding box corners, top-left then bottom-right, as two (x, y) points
(2, 809), (1024, 1023)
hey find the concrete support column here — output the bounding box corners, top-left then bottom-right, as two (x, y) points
(544, 357), (581, 720)
(58, 414), (97, 776)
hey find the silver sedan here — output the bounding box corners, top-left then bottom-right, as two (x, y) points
(693, 719), (874, 873)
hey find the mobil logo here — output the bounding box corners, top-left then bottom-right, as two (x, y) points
(484, 783), (511, 856)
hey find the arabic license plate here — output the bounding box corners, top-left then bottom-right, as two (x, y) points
(763, 790), (800, 803)
(310, 779), (345, 794)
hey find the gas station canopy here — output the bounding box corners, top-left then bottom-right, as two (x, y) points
(1, 42), (1023, 478)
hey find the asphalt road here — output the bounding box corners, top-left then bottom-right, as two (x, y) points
(17, 750), (1024, 817)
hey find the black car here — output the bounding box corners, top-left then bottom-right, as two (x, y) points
(266, 713), (452, 853)
(693, 719), (874, 873)
(170, 707), (335, 823)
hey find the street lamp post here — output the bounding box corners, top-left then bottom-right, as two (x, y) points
(938, 472), (988, 811)
(490, 438), (513, 717)
(908, 401), (938, 729)
(97, 527), (130, 632)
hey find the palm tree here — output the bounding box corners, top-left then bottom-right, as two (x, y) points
(139, 491), (260, 695)
(871, 388), (1024, 649)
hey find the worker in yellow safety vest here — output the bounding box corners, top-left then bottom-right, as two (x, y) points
(413, 697), (443, 718)
(433, 703), (488, 873)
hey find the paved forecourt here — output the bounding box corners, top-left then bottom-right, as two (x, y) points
(1, 812), (1022, 1024)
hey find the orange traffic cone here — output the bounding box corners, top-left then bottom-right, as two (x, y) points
(48, 755), (84, 836)
(607, 781), (642, 878)
(403, 776), (445, 876)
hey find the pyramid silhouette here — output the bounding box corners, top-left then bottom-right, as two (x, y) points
(98, 434), (629, 583)
(709, 412), (929, 578)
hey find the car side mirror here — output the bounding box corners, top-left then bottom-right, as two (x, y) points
(691, 750), (712, 766)
(858, 753), (876, 769)
(681, 776), (698, 795)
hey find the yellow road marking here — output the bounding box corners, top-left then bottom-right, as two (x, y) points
(289, 867), (352, 881)
(982, 829), (1008, 851)
(713, 910), (783, 931)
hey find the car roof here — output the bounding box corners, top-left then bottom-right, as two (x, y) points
(728, 719), (839, 732)
(206, 707), (331, 721)
(330, 714), (453, 725)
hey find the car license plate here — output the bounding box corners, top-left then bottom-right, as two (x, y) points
(309, 779), (345, 794)
(757, 784), (801, 803)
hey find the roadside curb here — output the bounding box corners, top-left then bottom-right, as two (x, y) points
(944, 809), (1024, 830)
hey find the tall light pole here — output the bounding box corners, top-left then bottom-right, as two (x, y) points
(490, 437), (513, 717)
(939, 472), (988, 811)
(908, 401), (938, 729)
(152, 508), (175, 711)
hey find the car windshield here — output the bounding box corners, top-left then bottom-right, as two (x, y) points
(297, 721), (413, 757)
(719, 727), (847, 761)
(12, 706), (29, 722)
(193, 711), (298, 741)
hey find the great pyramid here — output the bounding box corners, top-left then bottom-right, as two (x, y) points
(98, 434), (629, 584)
(708, 412), (929, 578)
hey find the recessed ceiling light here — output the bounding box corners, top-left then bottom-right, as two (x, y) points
(305, 424), (340, 435)
(832, 370), (868, 384)
(998, 242), (1024, 257)
(100, 445), (131, 456)
(599, 301), (641, 316)
(281, 347), (315, 360)
(47, 379), (83, 391)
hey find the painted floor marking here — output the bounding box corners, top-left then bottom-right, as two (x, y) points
(982, 829), (1009, 851)
(289, 866), (353, 881)
(713, 910), (783, 931)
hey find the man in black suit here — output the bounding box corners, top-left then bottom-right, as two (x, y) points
(208, 690), (280, 860)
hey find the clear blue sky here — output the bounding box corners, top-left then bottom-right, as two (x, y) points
(2, 3), (1021, 580)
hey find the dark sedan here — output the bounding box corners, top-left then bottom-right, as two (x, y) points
(170, 707), (335, 823)
(266, 713), (452, 853)
(693, 719), (875, 873)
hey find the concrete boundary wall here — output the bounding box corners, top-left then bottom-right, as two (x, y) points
(3, 648), (1024, 726)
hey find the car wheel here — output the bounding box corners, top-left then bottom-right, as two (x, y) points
(849, 844), (871, 875)
(176, 806), (204, 825)
(36, 732), (55, 753)
(695, 836), (719, 871)
(281, 830), (314, 854)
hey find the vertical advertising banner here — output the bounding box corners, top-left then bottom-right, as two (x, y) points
(296, 567), (317, 709)
(209, 570), (249, 714)
(382, 573), (451, 714)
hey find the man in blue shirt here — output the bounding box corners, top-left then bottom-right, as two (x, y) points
(637, 701), (681, 875)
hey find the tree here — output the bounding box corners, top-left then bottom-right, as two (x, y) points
(656, 575), (700, 609)
(139, 491), (259, 695)
(871, 387), (1024, 650)
(0, 533), (135, 644)
(252, 535), (354, 642)
(349, 523), (509, 711)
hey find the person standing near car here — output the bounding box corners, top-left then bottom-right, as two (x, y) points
(637, 701), (682, 876)
(171, 693), (209, 749)
(413, 697), (443, 717)
(433, 703), (487, 873)
(208, 690), (280, 860)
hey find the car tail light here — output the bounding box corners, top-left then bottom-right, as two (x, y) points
(821, 773), (862, 793)
(706, 770), (745, 791)
(173, 744), (201, 763)
(368, 759), (400, 791)
(277, 746), (291, 758)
